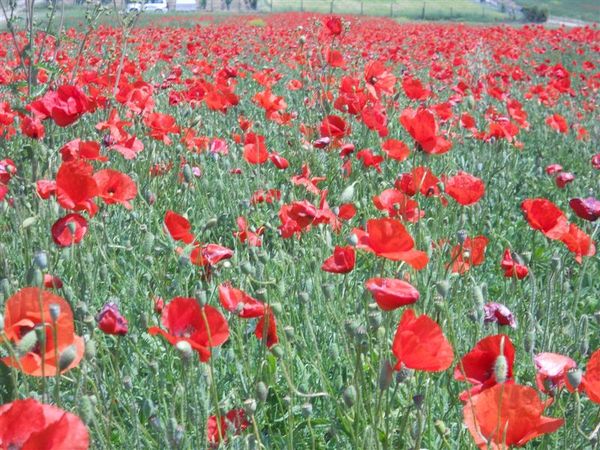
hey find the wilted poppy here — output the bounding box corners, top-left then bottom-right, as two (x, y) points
(455, 334), (515, 401)
(463, 384), (563, 449)
(51, 214), (88, 247)
(353, 218), (428, 269)
(555, 171), (575, 189)
(392, 309), (453, 372)
(484, 302), (517, 328)
(148, 297), (229, 362)
(1, 287), (85, 376)
(534, 352), (577, 394)
(365, 278), (419, 311)
(500, 249), (528, 279)
(569, 197), (600, 222)
(0, 398), (89, 449)
(207, 408), (249, 445)
(321, 246), (355, 274)
(96, 302), (128, 336)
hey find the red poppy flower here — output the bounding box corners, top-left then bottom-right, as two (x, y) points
(337, 203), (356, 221)
(463, 384), (563, 449)
(392, 309), (453, 371)
(144, 112), (179, 145)
(555, 171), (575, 189)
(0, 398), (89, 450)
(521, 198), (569, 240)
(395, 166), (441, 198)
(60, 139), (107, 162)
(364, 61), (396, 97)
(243, 133), (269, 165)
(148, 297), (229, 362)
(320, 115), (350, 139)
(233, 216), (263, 247)
(484, 302), (517, 328)
(559, 223), (596, 263)
(444, 171), (485, 206)
(291, 164), (326, 196)
(93, 169), (137, 210)
(218, 283), (266, 318)
(402, 76), (431, 101)
(455, 334), (515, 401)
(20, 115), (45, 139)
(582, 349), (600, 404)
(269, 152), (289, 170)
(381, 139), (410, 162)
(28, 85), (91, 127)
(569, 197), (600, 222)
(255, 306), (278, 348)
(164, 211), (195, 244)
(96, 302), (128, 336)
(43, 274), (63, 289)
(1, 287), (85, 376)
(207, 408), (249, 445)
(365, 278), (419, 311)
(399, 108), (452, 155)
(449, 236), (488, 274)
(36, 180), (56, 199)
(534, 352), (577, 394)
(321, 246), (355, 274)
(545, 164), (563, 175)
(278, 200), (317, 238)
(546, 113), (568, 133)
(500, 249), (529, 279)
(592, 154), (600, 170)
(0, 159), (17, 185)
(353, 218), (429, 269)
(55, 160), (98, 217)
(51, 214), (88, 247)
(324, 16), (342, 36)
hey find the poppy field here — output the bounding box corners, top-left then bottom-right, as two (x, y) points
(0, 10), (599, 449)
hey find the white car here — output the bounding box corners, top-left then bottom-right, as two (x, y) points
(126, 0), (168, 13)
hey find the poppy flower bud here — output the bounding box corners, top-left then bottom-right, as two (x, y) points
(567, 367), (583, 390)
(241, 261), (255, 275)
(204, 217), (218, 229)
(368, 311), (382, 330)
(396, 365), (414, 383)
(80, 395), (96, 425)
(271, 302), (282, 315)
(340, 183), (356, 203)
(85, 337), (96, 360)
(49, 303), (61, 322)
(524, 327), (536, 354)
(175, 340), (194, 361)
(271, 344), (285, 359)
(16, 329), (38, 357)
(435, 419), (450, 438)
(413, 394), (425, 409)
(256, 381), (269, 402)
(298, 291), (310, 303)
(494, 355), (508, 383)
(301, 402), (313, 418)
(550, 255), (562, 272)
(182, 164), (193, 183)
(342, 385), (356, 408)
(456, 229), (468, 244)
(243, 398), (257, 415)
(195, 290), (207, 306)
(26, 267), (43, 286)
(378, 360), (394, 391)
(347, 233), (359, 246)
(33, 251), (48, 270)
(143, 189), (156, 205)
(0, 278), (10, 298)
(323, 283), (335, 300)
(473, 285), (484, 309)
(521, 251), (532, 265)
(284, 326), (295, 340)
(58, 344), (78, 371)
(436, 280), (451, 299)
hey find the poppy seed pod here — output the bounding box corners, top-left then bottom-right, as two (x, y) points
(271, 344), (285, 359)
(322, 283), (335, 300)
(175, 340), (194, 361)
(204, 217), (218, 229)
(243, 398), (257, 416)
(84, 338), (96, 360)
(494, 355), (508, 383)
(49, 303), (61, 322)
(182, 164), (193, 183)
(241, 261), (255, 276)
(456, 229), (468, 244)
(436, 280), (451, 299)
(26, 267), (43, 286)
(33, 251), (48, 270)
(378, 360), (394, 391)
(434, 419), (450, 438)
(473, 285), (484, 310)
(255, 381), (269, 402)
(301, 403), (313, 418)
(58, 345), (78, 371)
(550, 255), (562, 272)
(567, 368), (583, 390)
(342, 385), (356, 408)
(283, 326), (295, 340)
(16, 329), (38, 357)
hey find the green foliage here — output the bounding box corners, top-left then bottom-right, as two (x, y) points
(522, 5), (549, 22)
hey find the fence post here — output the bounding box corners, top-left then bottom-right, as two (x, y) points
(300, 0), (303, 11)
(389, 1), (393, 17)
(360, 0), (363, 15)
(421, 2), (425, 19)
(330, 0), (333, 13)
